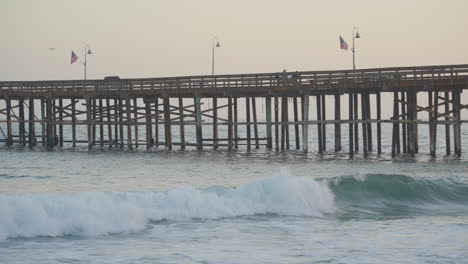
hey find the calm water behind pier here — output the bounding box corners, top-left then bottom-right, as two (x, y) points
(1, 125), (468, 264)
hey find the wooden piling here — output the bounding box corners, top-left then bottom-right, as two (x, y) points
(133, 98), (138, 148)
(227, 97), (233, 150)
(444, 91), (451, 155)
(19, 99), (25, 146)
(349, 93), (354, 156)
(361, 93), (368, 157)
(213, 98), (218, 149)
(317, 95), (323, 154)
(234, 97), (239, 149)
(334, 94), (341, 152)
(429, 91), (435, 157)
(106, 99), (112, 147)
(119, 98), (124, 148)
(126, 98), (133, 149)
(453, 89), (462, 156)
(179, 97), (185, 150)
(195, 96), (203, 150)
(265, 96), (272, 150)
(58, 99), (63, 147)
(376, 92), (382, 154)
(281, 96), (287, 151)
(246, 96), (251, 150)
(302, 95), (309, 153)
(71, 99), (76, 147)
(28, 98), (35, 147)
(274, 96), (279, 151)
(321, 94), (326, 152)
(41, 99), (46, 146)
(145, 99), (152, 149)
(252, 97), (259, 149)
(353, 93), (359, 152)
(154, 97), (159, 147)
(163, 96), (171, 150)
(113, 99), (119, 146)
(46, 98), (53, 148)
(293, 97), (300, 150)
(366, 93), (372, 152)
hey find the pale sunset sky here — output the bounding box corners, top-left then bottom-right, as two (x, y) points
(2, 0), (468, 81)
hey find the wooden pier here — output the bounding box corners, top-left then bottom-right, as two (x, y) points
(1, 64), (467, 157)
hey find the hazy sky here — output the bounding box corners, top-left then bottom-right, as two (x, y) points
(2, 0), (468, 81)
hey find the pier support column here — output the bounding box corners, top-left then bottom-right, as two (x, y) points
(133, 98), (138, 148)
(349, 92), (354, 156)
(353, 93), (359, 152)
(126, 98), (133, 149)
(321, 94), (326, 152)
(391, 92), (400, 157)
(5, 97), (12, 146)
(86, 98), (92, 149)
(401, 92), (407, 153)
(334, 94), (341, 152)
(195, 96), (203, 150)
(265, 96), (272, 150)
(71, 99), (76, 147)
(444, 91), (451, 155)
(213, 98), (218, 149)
(281, 96), (286, 151)
(28, 98), (35, 147)
(316, 95), (323, 154)
(453, 89), (462, 156)
(47, 98), (54, 148)
(429, 91), (436, 157)
(234, 97), (238, 149)
(113, 99), (119, 147)
(19, 99), (25, 146)
(106, 99), (112, 148)
(154, 97), (159, 147)
(246, 96), (251, 150)
(179, 97), (185, 150)
(274, 96), (279, 151)
(144, 99), (153, 149)
(252, 97), (259, 149)
(302, 95), (309, 153)
(293, 97), (300, 150)
(376, 92), (382, 154)
(228, 97), (233, 150)
(366, 93), (373, 152)
(361, 93), (368, 157)
(119, 98), (124, 148)
(163, 96), (171, 150)
(58, 99), (64, 147)
(41, 99), (46, 146)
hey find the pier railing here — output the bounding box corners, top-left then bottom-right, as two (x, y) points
(1, 64), (467, 97)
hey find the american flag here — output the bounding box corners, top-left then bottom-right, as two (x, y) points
(71, 51), (78, 64)
(339, 36), (348, 50)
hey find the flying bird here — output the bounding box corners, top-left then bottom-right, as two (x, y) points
(49, 48), (56, 51)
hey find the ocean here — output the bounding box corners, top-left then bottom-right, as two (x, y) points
(1, 124), (468, 264)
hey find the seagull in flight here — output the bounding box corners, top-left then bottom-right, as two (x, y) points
(49, 48), (56, 51)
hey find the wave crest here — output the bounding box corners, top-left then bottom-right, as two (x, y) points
(0, 176), (335, 240)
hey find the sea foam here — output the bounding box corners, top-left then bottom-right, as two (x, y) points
(0, 176), (335, 240)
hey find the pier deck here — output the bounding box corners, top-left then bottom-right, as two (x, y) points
(1, 64), (467, 157)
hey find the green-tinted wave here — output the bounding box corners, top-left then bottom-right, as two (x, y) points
(326, 174), (468, 218)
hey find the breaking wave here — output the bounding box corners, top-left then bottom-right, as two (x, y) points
(2, 174), (467, 240)
(0, 176), (334, 240)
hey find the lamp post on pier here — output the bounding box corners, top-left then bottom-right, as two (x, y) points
(84, 45), (93, 82)
(211, 37), (221, 76)
(352, 26), (360, 70)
